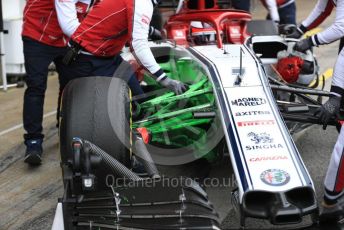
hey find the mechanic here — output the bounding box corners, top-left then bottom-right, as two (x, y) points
(288, 0), (344, 222)
(60, 0), (187, 96)
(260, 0), (296, 25)
(22, 0), (95, 165)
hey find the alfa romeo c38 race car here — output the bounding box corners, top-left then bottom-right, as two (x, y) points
(52, 1), (340, 229)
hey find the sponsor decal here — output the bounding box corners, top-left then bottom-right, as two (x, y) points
(246, 132), (283, 150)
(231, 97), (266, 106)
(141, 14), (151, 25)
(76, 2), (88, 13)
(235, 111), (271, 116)
(249, 155), (288, 162)
(237, 120), (275, 127)
(174, 30), (185, 38)
(48, 35), (58, 40)
(246, 144), (283, 151)
(231, 27), (240, 34)
(248, 132), (273, 144)
(260, 169), (290, 186)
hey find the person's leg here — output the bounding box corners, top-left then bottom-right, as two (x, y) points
(60, 54), (144, 97)
(92, 55), (144, 96)
(127, 74), (144, 96)
(321, 125), (344, 221)
(278, 3), (297, 25)
(116, 60), (144, 97)
(324, 124), (344, 202)
(23, 38), (51, 140)
(58, 54), (117, 81)
(91, 55), (121, 77)
(321, 49), (344, 221)
(112, 56), (144, 96)
(53, 54), (68, 128)
(22, 37), (65, 164)
(65, 54), (95, 80)
(56, 53), (95, 88)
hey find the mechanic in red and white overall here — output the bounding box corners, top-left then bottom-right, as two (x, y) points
(260, 0), (296, 25)
(288, 0), (344, 222)
(22, 0), (94, 165)
(61, 0), (187, 96)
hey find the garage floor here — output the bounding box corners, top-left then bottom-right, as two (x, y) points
(0, 1), (342, 229)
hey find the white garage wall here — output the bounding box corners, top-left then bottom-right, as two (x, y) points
(2, 0), (25, 20)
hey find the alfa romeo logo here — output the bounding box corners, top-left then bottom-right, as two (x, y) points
(260, 169), (290, 186)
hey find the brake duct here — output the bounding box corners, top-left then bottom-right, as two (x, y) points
(71, 135), (161, 190)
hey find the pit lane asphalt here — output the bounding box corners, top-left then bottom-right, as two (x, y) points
(0, 1), (342, 229)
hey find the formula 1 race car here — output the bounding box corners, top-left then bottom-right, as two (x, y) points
(52, 1), (339, 229)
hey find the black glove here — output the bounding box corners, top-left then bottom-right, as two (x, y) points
(149, 26), (162, 41)
(314, 96), (342, 130)
(281, 25), (304, 39)
(159, 77), (188, 95)
(294, 37), (314, 53)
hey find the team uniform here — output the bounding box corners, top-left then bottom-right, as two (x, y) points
(70, 0), (163, 79)
(62, 0), (186, 96)
(22, 0), (94, 164)
(296, 0), (344, 216)
(260, 0), (296, 24)
(59, 0), (143, 96)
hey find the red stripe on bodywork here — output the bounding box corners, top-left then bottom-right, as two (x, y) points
(335, 148), (344, 192)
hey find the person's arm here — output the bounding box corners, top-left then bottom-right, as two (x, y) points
(263, 0), (280, 23)
(312, 0), (344, 45)
(130, 0), (166, 80)
(300, 0), (335, 33)
(55, 0), (80, 37)
(314, 52), (343, 129)
(327, 1), (344, 97)
(295, 0), (344, 51)
(129, 0), (187, 94)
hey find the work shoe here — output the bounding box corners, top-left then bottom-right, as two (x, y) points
(320, 197), (344, 223)
(24, 139), (43, 165)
